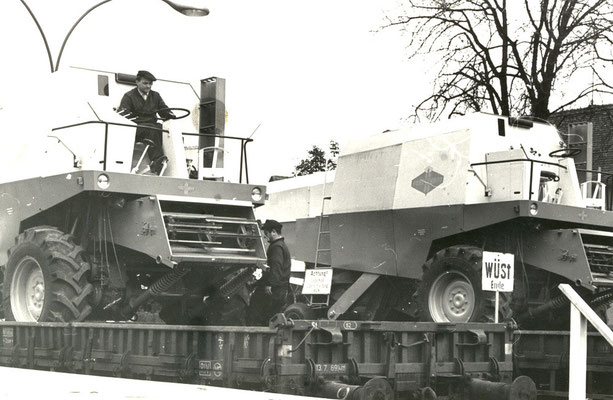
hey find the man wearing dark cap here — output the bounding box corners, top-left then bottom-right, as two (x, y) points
(247, 219), (291, 325)
(117, 70), (176, 174)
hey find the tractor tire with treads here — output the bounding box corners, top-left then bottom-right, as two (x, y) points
(3, 226), (94, 322)
(417, 245), (512, 323)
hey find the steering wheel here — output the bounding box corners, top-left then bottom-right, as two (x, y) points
(549, 148), (582, 158)
(155, 107), (190, 121)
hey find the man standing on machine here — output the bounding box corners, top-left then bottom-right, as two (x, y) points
(117, 70), (175, 174)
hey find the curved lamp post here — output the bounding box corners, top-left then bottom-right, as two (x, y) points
(19, 0), (209, 73)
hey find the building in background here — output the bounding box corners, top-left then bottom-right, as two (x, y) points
(550, 104), (613, 209)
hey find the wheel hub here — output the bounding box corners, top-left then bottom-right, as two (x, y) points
(451, 291), (467, 310)
(32, 282), (44, 303)
(11, 256), (45, 321)
(429, 271), (475, 323)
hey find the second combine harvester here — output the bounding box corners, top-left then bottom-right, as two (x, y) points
(259, 113), (613, 328)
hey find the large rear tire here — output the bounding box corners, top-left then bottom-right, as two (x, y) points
(417, 246), (512, 323)
(3, 226), (94, 322)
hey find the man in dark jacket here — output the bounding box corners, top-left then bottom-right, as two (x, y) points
(247, 219), (291, 325)
(117, 70), (175, 174)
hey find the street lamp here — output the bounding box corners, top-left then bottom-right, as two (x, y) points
(161, 0), (209, 17)
(19, 0), (209, 73)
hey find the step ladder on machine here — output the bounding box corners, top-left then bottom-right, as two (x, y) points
(304, 169), (334, 308)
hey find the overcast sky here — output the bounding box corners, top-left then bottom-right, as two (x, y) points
(0, 0), (428, 183)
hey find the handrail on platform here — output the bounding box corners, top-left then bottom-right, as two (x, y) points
(558, 283), (613, 400)
(51, 121), (253, 182)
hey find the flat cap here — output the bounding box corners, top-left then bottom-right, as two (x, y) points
(261, 219), (282, 232)
(136, 70), (156, 81)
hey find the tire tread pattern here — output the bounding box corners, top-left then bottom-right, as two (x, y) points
(3, 226), (93, 322)
(417, 245), (512, 323)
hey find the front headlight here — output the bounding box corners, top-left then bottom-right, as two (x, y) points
(97, 174), (110, 189)
(529, 202), (538, 216)
(251, 187), (262, 202)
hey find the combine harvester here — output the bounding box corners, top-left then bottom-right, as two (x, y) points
(258, 113), (613, 328)
(0, 69), (611, 398)
(0, 68), (267, 326)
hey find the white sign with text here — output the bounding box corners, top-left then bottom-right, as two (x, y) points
(302, 269), (333, 295)
(482, 251), (514, 292)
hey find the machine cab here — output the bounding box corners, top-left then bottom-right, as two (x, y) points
(38, 68), (243, 182)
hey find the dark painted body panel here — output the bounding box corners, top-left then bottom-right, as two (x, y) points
(520, 230), (593, 288)
(330, 210), (398, 275)
(0, 170), (265, 265)
(0, 170), (265, 221)
(279, 219), (298, 258)
(294, 217), (326, 265)
(392, 205), (464, 279)
(285, 200), (613, 286)
(108, 196), (172, 266)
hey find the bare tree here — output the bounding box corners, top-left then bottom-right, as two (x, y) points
(382, 0), (613, 120)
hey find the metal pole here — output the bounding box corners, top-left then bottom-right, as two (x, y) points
(495, 290), (499, 323)
(103, 123), (109, 171)
(568, 304), (587, 400)
(19, 0), (208, 73)
(55, 0), (113, 72)
(558, 284), (613, 346)
(241, 142), (249, 183)
(558, 283), (613, 399)
(239, 140), (245, 184)
(18, 0), (54, 72)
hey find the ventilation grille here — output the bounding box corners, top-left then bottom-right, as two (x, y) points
(163, 211), (265, 263)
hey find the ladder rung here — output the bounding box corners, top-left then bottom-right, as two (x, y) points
(206, 217), (258, 225)
(163, 213), (258, 225)
(171, 253), (265, 263)
(189, 231), (261, 239)
(164, 212), (213, 219)
(169, 239), (222, 245)
(168, 229), (219, 235)
(315, 180), (332, 268)
(167, 223), (222, 230)
(206, 247), (256, 253)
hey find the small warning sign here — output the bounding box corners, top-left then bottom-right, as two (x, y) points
(199, 360), (223, 379)
(302, 269), (333, 295)
(482, 251), (514, 292)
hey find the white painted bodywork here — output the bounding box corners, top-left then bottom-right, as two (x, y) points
(1, 67), (202, 183)
(258, 171), (335, 222)
(257, 113), (584, 223)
